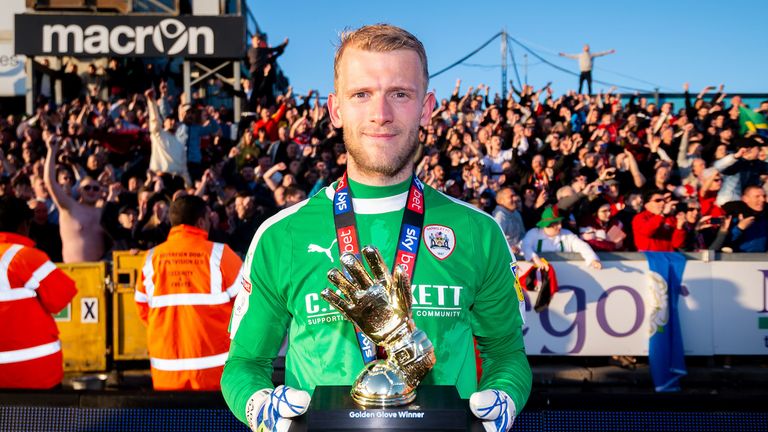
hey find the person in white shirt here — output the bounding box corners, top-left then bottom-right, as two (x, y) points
(522, 205), (602, 270)
(558, 44), (615, 95)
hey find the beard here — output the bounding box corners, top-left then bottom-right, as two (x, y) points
(343, 126), (420, 178)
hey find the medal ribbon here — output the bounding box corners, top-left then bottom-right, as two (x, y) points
(332, 172), (425, 363)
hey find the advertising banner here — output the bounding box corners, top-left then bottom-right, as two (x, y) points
(522, 257), (768, 355)
(15, 14), (245, 58)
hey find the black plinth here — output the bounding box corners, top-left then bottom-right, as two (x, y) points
(297, 385), (470, 431)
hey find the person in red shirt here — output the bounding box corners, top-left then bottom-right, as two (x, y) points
(632, 189), (686, 251)
(0, 196), (77, 388)
(251, 87), (292, 142)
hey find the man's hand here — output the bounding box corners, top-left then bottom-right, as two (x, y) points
(245, 385), (310, 432)
(470, 389), (516, 432)
(737, 214), (756, 231)
(45, 135), (59, 154)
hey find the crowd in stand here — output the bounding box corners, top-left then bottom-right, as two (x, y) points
(1, 34), (766, 265)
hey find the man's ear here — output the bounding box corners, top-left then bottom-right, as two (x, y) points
(328, 93), (343, 129)
(420, 91), (437, 127)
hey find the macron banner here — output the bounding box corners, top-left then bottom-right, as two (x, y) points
(14, 14), (245, 58)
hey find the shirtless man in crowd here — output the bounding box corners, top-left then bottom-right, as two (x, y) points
(44, 135), (106, 262)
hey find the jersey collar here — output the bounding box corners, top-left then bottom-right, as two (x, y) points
(325, 176), (412, 214)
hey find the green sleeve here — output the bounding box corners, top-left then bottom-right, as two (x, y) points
(476, 332), (532, 412)
(221, 223), (292, 425)
(471, 216), (531, 411)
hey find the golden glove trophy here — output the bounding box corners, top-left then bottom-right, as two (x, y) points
(321, 245), (437, 407)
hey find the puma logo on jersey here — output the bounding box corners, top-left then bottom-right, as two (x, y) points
(307, 239), (337, 263)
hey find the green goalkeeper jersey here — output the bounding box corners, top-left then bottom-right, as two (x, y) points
(222, 176), (531, 425)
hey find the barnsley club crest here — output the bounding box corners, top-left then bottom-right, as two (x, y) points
(423, 224), (456, 260)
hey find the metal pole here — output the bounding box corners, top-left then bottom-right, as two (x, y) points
(500, 28), (507, 99)
(654, 87), (660, 106)
(54, 57), (62, 106)
(25, 58), (33, 115)
(233, 61), (241, 120)
(183, 60), (191, 103)
(524, 54), (528, 86)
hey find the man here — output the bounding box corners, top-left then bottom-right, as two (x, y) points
(229, 192), (267, 258)
(145, 88), (191, 186)
(247, 33), (289, 80)
(493, 187), (525, 254)
(223, 25), (531, 432)
(722, 185), (767, 252)
(0, 196), (76, 388)
(521, 206), (602, 269)
(632, 190), (686, 251)
(715, 137), (768, 206)
(135, 196), (242, 390)
(43, 136), (106, 263)
(558, 44), (616, 94)
(175, 104), (220, 182)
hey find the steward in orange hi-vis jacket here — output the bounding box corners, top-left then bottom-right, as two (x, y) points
(0, 196), (76, 389)
(135, 196), (242, 390)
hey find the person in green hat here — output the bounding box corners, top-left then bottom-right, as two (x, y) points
(521, 205), (602, 270)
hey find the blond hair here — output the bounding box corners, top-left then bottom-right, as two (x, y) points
(333, 24), (428, 91)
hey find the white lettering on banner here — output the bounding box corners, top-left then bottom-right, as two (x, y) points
(522, 258), (768, 356)
(81, 297), (98, 323)
(42, 19), (214, 56)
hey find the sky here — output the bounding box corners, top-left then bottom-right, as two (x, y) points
(247, 0), (766, 100)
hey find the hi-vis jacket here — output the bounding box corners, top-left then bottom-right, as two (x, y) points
(135, 225), (242, 390)
(0, 232), (76, 389)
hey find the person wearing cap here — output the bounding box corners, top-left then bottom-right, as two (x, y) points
(0, 196), (77, 388)
(522, 205), (602, 270)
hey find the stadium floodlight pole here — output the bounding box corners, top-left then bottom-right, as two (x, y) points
(25, 59), (33, 115)
(233, 61), (241, 119)
(524, 54), (528, 86)
(501, 28), (508, 98)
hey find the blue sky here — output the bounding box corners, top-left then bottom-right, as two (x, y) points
(248, 0), (765, 99)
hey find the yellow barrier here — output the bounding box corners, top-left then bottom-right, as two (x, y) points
(54, 262), (107, 372)
(112, 251), (149, 361)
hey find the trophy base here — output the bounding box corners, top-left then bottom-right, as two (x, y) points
(299, 385), (468, 431)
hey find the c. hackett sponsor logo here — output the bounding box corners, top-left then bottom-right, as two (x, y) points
(41, 18), (213, 56)
(304, 283), (465, 325)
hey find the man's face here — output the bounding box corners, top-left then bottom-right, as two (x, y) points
(235, 196), (254, 219)
(743, 188), (766, 212)
(79, 181), (101, 205)
(118, 210), (137, 229)
(328, 48), (435, 179)
(543, 222), (562, 237)
(644, 193), (665, 215)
